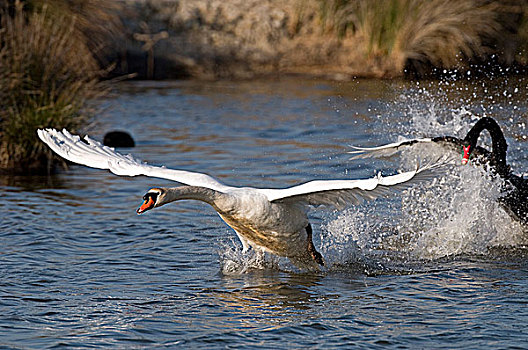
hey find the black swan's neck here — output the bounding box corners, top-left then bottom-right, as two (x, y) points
(463, 117), (509, 176)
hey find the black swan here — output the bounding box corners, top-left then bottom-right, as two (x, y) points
(350, 117), (528, 224)
(38, 128), (445, 270)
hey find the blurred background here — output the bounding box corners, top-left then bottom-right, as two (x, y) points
(1, 0), (528, 173)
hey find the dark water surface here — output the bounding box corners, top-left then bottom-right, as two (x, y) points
(2, 78), (528, 348)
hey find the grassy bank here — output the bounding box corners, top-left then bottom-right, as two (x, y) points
(0, 0), (120, 174)
(112, 0), (528, 80)
(320, 0), (528, 77)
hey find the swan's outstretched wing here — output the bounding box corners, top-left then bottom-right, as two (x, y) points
(349, 136), (500, 163)
(349, 136), (470, 159)
(349, 138), (434, 159)
(261, 160), (447, 210)
(37, 128), (230, 192)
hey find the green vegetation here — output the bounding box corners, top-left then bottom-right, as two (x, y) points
(0, 0), (120, 173)
(320, 0), (527, 76)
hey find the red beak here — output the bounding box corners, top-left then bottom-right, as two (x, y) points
(462, 145), (471, 165)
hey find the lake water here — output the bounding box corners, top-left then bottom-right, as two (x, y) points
(1, 77), (527, 349)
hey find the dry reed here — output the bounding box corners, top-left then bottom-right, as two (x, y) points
(321, 0), (525, 76)
(0, 1), (114, 173)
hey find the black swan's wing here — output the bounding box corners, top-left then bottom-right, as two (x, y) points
(349, 136), (494, 160)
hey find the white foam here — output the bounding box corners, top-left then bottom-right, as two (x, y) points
(324, 87), (527, 264)
(218, 238), (285, 275)
(398, 163), (525, 259)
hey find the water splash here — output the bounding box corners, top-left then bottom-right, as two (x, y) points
(323, 81), (527, 266)
(397, 164), (526, 259)
(319, 209), (367, 268)
(220, 79), (527, 273)
(218, 237), (308, 275)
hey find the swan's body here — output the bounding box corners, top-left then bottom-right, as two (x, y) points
(148, 186), (322, 265)
(38, 128), (443, 269)
(350, 117), (528, 224)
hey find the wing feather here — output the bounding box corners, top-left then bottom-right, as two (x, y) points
(348, 138), (433, 159)
(348, 136), (476, 160)
(39, 128), (448, 211)
(37, 128), (230, 191)
(262, 159), (446, 210)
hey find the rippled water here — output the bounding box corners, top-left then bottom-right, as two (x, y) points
(2, 78), (528, 348)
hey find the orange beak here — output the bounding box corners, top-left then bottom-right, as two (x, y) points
(137, 196), (155, 214)
(461, 145), (471, 165)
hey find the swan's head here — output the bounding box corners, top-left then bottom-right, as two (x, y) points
(461, 145), (471, 165)
(137, 188), (165, 214)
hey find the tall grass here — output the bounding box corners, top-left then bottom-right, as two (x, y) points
(22, 0), (123, 64)
(321, 0), (523, 76)
(515, 3), (528, 66)
(0, 1), (118, 173)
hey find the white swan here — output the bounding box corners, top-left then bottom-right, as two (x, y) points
(38, 128), (444, 269)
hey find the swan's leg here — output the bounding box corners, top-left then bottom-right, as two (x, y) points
(306, 224), (324, 266)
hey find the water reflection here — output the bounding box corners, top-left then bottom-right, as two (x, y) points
(217, 271), (324, 309)
(0, 174), (65, 190)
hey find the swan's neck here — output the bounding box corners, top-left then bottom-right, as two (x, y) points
(463, 117), (508, 175)
(158, 186), (221, 208)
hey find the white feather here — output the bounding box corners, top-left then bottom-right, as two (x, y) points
(349, 138), (433, 159)
(38, 128), (444, 208)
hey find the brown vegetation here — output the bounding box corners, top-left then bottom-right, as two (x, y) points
(0, 0), (121, 173)
(115, 0), (528, 79)
(320, 0), (527, 76)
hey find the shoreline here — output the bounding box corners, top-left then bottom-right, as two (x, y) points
(108, 0), (528, 81)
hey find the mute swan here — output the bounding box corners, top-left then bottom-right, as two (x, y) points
(38, 128), (444, 269)
(350, 117), (527, 224)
